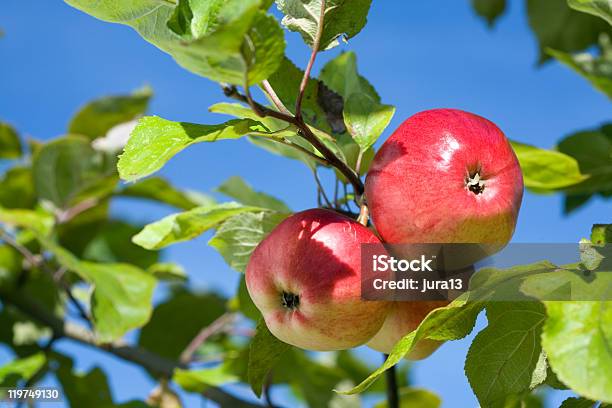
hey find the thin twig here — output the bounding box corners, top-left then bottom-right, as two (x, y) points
(261, 80), (291, 115)
(384, 354), (399, 408)
(295, 0), (326, 120)
(274, 139), (330, 166)
(355, 149), (365, 176)
(0, 292), (264, 408)
(56, 198), (98, 224)
(222, 82), (365, 197)
(180, 313), (236, 364)
(334, 177), (339, 209)
(0, 228), (92, 327)
(313, 169), (333, 208)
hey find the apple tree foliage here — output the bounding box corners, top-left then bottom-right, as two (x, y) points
(0, 0), (610, 407)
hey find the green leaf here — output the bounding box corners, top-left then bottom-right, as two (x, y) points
(65, 1), (285, 85)
(209, 211), (288, 273)
(33, 136), (117, 209)
(343, 93), (395, 151)
(216, 176), (290, 212)
(592, 224), (612, 244)
(472, 0), (507, 27)
(0, 207), (54, 235)
(542, 301), (612, 403)
(56, 362), (114, 408)
(320, 52), (379, 101)
(0, 167), (36, 209)
(559, 397), (600, 408)
(138, 290), (226, 360)
(81, 220), (159, 269)
(0, 122), (22, 159)
(146, 262), (188, 282)
(342, 299), (483, 394)
(118, 116), (274, 182)
(173, 363), (239, 392)
(275, 0), (373, 50)
(526, 0), (611, 63)
(548, 35), (612, 100)
(320, 52), (393, 149)
(133, 202), (265, 250)
(465, 302), (546, 407)
(248, 319), (291, 397)
(0, 245), (21, 291)
(511, 141), (588, 189)
(230, 276), (261, 320)
(68, 87), (151, 140)
(557, 124), (612, 195)
(374, 388), (441, 408)
(118, 176), (214, 210)
(569, 0), (612, 25)
(39, 238), (157, 342)
(0, 353), (45, 387)
(266, 57), (329, 130)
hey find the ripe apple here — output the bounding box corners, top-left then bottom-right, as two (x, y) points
(365, 108), (523, 245)
(367, 300), (449, 359)
(246, 208), (391, 351)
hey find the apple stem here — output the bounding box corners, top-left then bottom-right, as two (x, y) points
(357, 203), (369, 226)
(384, 353), (400, 408)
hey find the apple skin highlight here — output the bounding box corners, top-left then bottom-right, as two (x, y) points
(365, 108), (524, 245)
(246, 208), (391, 351)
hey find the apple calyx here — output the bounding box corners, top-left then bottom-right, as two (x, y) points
(280, 291), (300, 310)
(466, 170), (485, 195)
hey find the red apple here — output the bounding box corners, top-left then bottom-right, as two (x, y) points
(246, 208), (390, 351)
(365, 108), (523, 245)
(367, 301), (449, 359)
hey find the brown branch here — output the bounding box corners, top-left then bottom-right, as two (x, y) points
(384, 353), (399, 408)
(295, 0), (326, 120)
(0, 291), (264, 408)
(180, 313), (236, 364)
(221, 85), (365, 197)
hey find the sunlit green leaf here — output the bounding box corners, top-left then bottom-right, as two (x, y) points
(118, 116), (276, 182)
(342, 299), (483, 394)
(343, 93), (394, 151)
(569, 0), (612, 25)
(40, 238), (157, 342)
(65, 1), (285, 85)
(542, 301), (612, 403)
(0, 353), (45, 387)
(275, 0), (373, 50)
(133, 202), (265, 250)
(465, 302), (546, 407)
(173, 363), (239, 392)
(511, 141), (588, 189)
(374, 388), (441, 408)
(0, 207), (54, 235)
(209, 211), (288, 273)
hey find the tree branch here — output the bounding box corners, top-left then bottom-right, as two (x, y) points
(221, 85), (365, 197)
(384, 354), (399, 408)
(180, 313), (236, 364)
(0, 291), (264, 408)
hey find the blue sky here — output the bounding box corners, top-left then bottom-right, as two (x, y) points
(1, 1), (611, 407)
